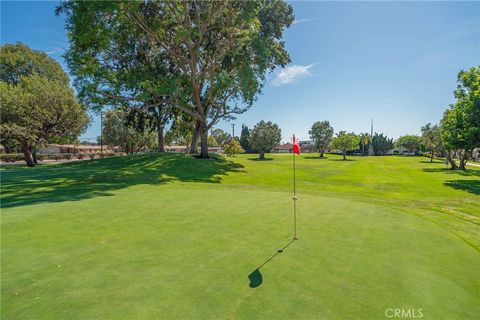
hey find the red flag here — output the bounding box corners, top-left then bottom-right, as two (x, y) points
(293, 134), (300, 155)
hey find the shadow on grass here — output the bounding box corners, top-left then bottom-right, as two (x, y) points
(0, 153), (244, 208)
(247, 157), (274, 161)
(248, 238), (296, 288)
(303, 156), (328, 160)
(329, 158), (357, 162)
(419, 160), (443, 164)
(422, 167), (480, 177)
(444, 180), (480, 195)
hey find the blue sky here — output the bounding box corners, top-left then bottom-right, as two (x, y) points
(1, 1), (479, 142)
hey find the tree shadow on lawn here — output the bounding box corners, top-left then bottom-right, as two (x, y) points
(422, 166), (480, 194)
(0, 153), (244, 208)
(328, 158), (357, 162)
(419, 160), (443, 164)
(444, 180), (480, 195)
(303, 156), (328, 160)
(247, 157), (274, 161)
(422, 167), (480, 177)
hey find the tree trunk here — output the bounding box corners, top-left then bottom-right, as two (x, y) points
(157, 125), (165, 152)
(430, 151), (434, 162)
(362, 143), (365, 156)
(458, 151), (464, 170)
(32, 148), (38, 164)
(156, 107), (165, 152)
(320, 152), (324, 158)
(343, 151), (346, 160)
(259, 152), (265, 159)
(199, 122), (209, 158)
(189, 120), (201, 154)
(22, 143), (35, 167)
(446, 150), (458, 169)
(459, 149), (468, 170)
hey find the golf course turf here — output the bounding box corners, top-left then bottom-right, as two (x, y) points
(1, 153), (479, 319)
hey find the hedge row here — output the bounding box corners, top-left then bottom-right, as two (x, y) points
(0, 152), (122, 163)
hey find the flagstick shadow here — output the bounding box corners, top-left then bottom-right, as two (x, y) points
(248, 238), (297, 288)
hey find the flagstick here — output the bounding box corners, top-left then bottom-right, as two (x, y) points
(293, 136), (298, 240)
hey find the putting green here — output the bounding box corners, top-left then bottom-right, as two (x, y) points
(1, 154), (479, 319)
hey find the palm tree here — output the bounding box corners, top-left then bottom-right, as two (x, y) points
(359, 133), (370, 156)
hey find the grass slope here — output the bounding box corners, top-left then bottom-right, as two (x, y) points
(1, 153), (479, 319)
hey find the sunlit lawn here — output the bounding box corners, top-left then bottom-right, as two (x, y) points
(1, 153), (479, 319)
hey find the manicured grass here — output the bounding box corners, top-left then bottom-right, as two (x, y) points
(1, 153), (479, 319)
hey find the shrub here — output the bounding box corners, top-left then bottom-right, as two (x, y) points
(78, 153), (85, 159)
(35, 154), (47, 161)
(48, 153), (74, 160)
(89, 153), (96, 160)
(105, 152), (124, 157)
(224, 139), (244, 157)
(0, 153), (24, 162)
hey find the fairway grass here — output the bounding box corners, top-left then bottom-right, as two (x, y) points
(1, 153), (479, 319)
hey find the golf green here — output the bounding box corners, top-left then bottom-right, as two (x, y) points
(1, 153), (479, 319)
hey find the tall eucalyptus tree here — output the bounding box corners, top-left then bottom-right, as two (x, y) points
(57, 0), (294, 158)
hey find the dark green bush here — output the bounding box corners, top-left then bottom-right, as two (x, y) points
(0, 153), (24, 162)
(35, 154), (47, 161)
(1, 153), (78, 162)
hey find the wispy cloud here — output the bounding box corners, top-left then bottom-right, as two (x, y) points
(292, 18), (317, 25)
(46, 46), (66, 56)
(46, 41), (68, 56)
(272, 63), (316, 86)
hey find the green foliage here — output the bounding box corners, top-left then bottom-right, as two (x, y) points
(309, 121), (334, 157)
(395, 135), (422, 153)
(250, 120), (282, 158)
(102, 109), (157, 155)
(331, 131), (359, 160)
(0, 153), (25, 162)
(0, 153), (80, 162)
(0, 44), (90, 166)
(224, 139), (244, 157)
(239, 124), (252, 153)
(211, 129), (231, 147)
(0, 42), (69, 85)
(207, 135), (219, 147)
(165, 114), (196, 148)
(371, 133), (394, 155)
(0, 74), (89, 144)
(58, 0), (294, 158)
(0, 137), (20, 154)
(358, 132), (371, 156)
(421, 123), (443, 160)
(124, 108), (158, 134)
(441, 66), (480, 153)
(46, 153), (74, 161)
